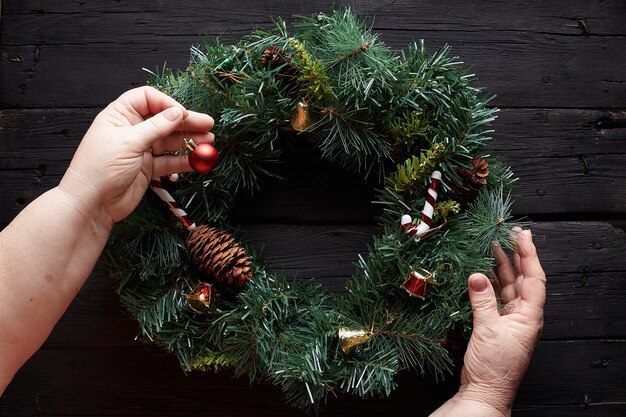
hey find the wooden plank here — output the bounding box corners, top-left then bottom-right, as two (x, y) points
(1, 108), (626, 223)
(3, 0), (626, 36)
(515, 405), (626, 417)
(3, 108), (624, 165)
(0, 108), (96, 172)
(232, 152), (626, 219)
(518, 340), (626, 406)
(0, 43), (191, 108)
(0, 0), (626, 107)
(1, 340), (624, 416)
(3, 151), (626, 225)
(0, 347), (458, 416)
(495, 108), (626, 157)
(5, 4), (626, 45)
(36, 221), (626, 350)
(2, 31), (625, 109)
(546, 271), (626, 340)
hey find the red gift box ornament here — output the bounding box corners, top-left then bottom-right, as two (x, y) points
(183, 281), (218, 314)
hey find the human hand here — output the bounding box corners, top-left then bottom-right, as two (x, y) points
(59, 86), (215, 227)
(431, 229), (546, 417)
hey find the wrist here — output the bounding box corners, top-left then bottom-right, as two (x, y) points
(57, 175), (114, 233)
(430, 388), (512, 417)
(454, 383), (515, 417)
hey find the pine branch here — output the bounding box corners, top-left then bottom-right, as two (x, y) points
(190, 349), (240, 371)
(338, 350), (398, 398)
(386, 142), (445, 195)
(461, 187), (530, 254)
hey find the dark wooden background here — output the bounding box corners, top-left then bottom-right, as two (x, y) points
(1, 1), (626, 416)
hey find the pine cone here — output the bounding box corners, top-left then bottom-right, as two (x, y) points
(261, 45), (290, 68)
(186, 225), (253, 287)
(471, 156), (489, 184)
(448, 156), (490, 205)
(261, 45), (301, 95)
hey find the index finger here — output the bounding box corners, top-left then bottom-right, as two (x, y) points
(183, 111), (215, 132)
(119, 86), (189, 120)
(492, 241), (518, 304)
(516, 229), (547, 309)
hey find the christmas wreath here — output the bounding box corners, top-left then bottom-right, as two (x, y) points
(106, 8), (524, 409)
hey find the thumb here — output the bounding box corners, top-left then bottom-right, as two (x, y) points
(131, 106), (184, 148)
(468, 273), (500, 329)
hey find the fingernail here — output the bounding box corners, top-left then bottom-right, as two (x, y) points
(470, 275), (488, 292)
(163, 107), (182, 122)
(521, 229), (532, 237)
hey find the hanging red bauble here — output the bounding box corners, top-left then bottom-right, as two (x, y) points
(189, 142), (219, 174)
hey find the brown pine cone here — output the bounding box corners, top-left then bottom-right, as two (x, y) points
(261, 45), (301, 95)
(448, 156), (490, 205)
(261, 45), (290, 68)
(186, 225), (253, 287)
(472, 156), (489, 184)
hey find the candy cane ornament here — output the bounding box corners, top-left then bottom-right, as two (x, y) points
(150, 177), (196, 231)
(401, 170), (442, 241)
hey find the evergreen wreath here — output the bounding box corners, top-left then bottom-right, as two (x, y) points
(106, 8), (525, 409)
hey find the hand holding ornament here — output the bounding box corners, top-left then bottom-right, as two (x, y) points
(59, 86), (216, 225)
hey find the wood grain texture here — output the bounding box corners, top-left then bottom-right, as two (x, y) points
(0, 347), (456, 417)
(2, 35), (625, 109)
(1, 340), (624, 416)
(4, 0), (626, 36)
(1, 1), (626, 108)
(1, 1), (626, 416)
(1, 108), (625, 224)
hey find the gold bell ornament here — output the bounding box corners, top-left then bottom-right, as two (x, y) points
(338, 327), (374, 353)
(290, 101), (316, 132)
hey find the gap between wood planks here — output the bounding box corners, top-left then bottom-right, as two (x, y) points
(2, 1), (626, 36)
(2, 30), (625, 47)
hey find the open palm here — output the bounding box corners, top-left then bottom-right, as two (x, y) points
(460, 229), (547, 415)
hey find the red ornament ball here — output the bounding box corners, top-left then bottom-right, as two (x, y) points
(189, 143), (219, 174)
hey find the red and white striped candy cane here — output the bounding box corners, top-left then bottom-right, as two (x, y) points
(401, 170), (442, 240)
(150, 177), (196, 231)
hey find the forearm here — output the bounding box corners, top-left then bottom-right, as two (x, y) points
(0, 185), (112, 391)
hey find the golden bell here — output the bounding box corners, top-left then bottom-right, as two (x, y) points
(338, 327), (374, 353)
(290, 101), (316, 132)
